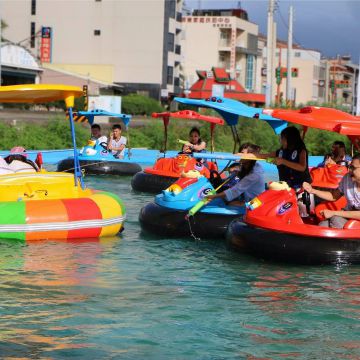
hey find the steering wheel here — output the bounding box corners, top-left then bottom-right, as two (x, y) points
(99, 142), (109, 151)
(301, 190), (311, 215)
(209, 170), (222, 189)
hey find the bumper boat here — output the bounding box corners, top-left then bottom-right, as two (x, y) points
(227, 106), (360, 265)
(57, 110), (142, 176)
(131, 110), (224, 193)
(139, 160), (244, 238)
(0, 84), (125, 241)
(139, 97), (288, 238)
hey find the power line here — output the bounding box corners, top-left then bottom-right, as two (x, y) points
(276, 2), (322, 61)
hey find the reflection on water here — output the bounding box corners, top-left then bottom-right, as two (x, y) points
(0, 175), (359, 359)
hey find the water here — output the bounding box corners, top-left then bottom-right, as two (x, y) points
(0, 175), (360, 359)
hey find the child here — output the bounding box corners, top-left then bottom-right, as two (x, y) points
(107, 124), (127, 159)
(182, 127), (206, 154)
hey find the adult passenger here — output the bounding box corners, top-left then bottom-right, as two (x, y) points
(317, 140), (352, 167)
(303, 153), (360, 228)
(206, 143), (265, 206)
(107, 124), (127, 159)
(250, 126), (311, 189)
(90, 124), (108, 146)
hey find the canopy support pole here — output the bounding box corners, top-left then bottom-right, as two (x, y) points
(68, 107), (84, 188)
(230, 125), (241, 153)
(162, 117), (170, 157)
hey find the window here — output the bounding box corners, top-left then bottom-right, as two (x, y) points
(167, 66), (173, 85)
(247, 33), (258, 52)
(295, 51), (301, 57)
(94, 29), (101, 36)
(245, 55), (254, 91)
(169, 0), (176, 18)
(168, 33), (174, 52)
(30, 22), (35, 48)
(31, 0), (36, 15)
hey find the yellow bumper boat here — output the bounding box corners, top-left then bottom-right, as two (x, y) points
(0, 84), (125, 241)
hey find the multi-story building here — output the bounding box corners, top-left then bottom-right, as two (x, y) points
(260, 35), (325, 105)
(0, 0), (183, 99)
(325, 56), (358, 112)
(181, 8), (262, 94)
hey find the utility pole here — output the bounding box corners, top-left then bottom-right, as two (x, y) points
(356, 58), (360, 116)
(0, 11), (2, 86)
(324, 60), (329, 103)
(265, 0), (275, 106)
(286, 5), (293, 105)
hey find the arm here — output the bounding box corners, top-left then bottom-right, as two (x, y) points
(322, 209), (360, 220)
(192, 141), (206, 152)
(207, 172), (260, 202)
(206, 191), (226, 200)
(303, 182), (343, 202)
(276, 149), (307, 171)
(236, 152), (276, 159)
(107, 134), (113, 150)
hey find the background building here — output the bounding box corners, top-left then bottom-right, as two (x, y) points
(0, 0), (183, 99)
(260, 36), (325, 105)
(181, 8), (262, 95)
(325, 56), (358, 112)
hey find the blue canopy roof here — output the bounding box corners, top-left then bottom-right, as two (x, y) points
(78, 109), (132, 127)
(174, 96), (287, 134)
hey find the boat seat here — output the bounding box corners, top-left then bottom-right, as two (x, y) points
(315, 196), (347, 221)
(343, 219), (360, 230)
(8, 160), (37, 173)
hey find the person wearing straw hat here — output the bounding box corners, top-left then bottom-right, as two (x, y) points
(205, 143), (265, 206)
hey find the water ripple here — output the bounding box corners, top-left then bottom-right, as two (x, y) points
(0, 176), (359, 359)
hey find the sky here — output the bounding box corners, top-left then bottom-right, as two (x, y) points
(185, 0), (360, 61)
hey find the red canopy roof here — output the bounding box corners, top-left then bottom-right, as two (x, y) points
(265, 106), (360, 135)
(152, 110), (224, 125)
(265, 106), (360, 150)
(183, 67), (265, 104)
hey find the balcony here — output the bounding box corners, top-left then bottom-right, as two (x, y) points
(218, 39), (231, 49)
(235, 45), (258, 56)
(218, 61), (230, 70)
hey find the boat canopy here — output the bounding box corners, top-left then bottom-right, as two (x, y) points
(152, 110), (224, 125)
(0, 84), (84, 187)
(264, 106), (360, 149)
(0, 84), (83, 108)
(78, 109), (132, 127)
(152, 110), (224, 153)
(174, 96), (286, 134)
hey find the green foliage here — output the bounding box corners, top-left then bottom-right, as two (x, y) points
(0, 112), (354, 156)
(0, 115), (89, 150)
(129, 117), (353, 156)
(122, 94), (164, 115)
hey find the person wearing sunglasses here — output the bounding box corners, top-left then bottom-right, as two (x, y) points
(303, 153), (360, 228)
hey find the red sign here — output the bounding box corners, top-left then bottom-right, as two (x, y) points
(40, 27), (52, 63)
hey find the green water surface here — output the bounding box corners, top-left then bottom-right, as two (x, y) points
(0, 175), (359, 359)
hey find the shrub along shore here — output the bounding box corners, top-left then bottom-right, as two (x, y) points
(0, 113), (350, 155)
(0, 93), (351, 154)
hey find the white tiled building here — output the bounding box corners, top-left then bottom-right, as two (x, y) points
(0, 0), (183, 98)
